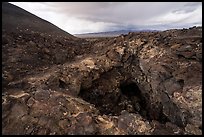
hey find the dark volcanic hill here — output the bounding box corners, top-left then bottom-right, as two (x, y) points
(2, 2), (202, 136)
(2, 2), (93, 82)
(2, 2), (74, 38)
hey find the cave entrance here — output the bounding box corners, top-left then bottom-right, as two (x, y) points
(119, 82), (169, 123)
(79, 81), (169, 123)
(79, 82), (148, 116)
(119, 82), (148, 117)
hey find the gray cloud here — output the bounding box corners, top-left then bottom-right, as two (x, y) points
(173, 2), (201, 13)
(10, 2), (202, 34)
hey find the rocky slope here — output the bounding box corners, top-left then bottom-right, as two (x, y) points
(2, 2), (75, 38)
(2, 3), (202, 135)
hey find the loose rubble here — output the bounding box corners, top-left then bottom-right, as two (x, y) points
(3, 2), (203, 135)
(2, 26), (202, 135)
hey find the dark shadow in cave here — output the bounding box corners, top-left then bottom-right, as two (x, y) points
(120, 82), (170, 124)
(79, 81), (169, 124)
(177, 79), (184, 88)
(120, 82), (141, 97)
(119, 82), (148, 117)
(59, 79), (66, 89)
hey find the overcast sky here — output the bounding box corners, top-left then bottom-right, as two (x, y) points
(10, 2), (202, 34)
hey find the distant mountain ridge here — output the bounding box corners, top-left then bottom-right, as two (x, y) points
(74, 29), (159, 38)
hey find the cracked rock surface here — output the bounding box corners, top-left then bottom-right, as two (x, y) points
(3, 26), (202, 135)
(2, 3), (202, 135)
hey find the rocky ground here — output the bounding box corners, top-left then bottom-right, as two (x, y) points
(2, 26), (202, 135)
